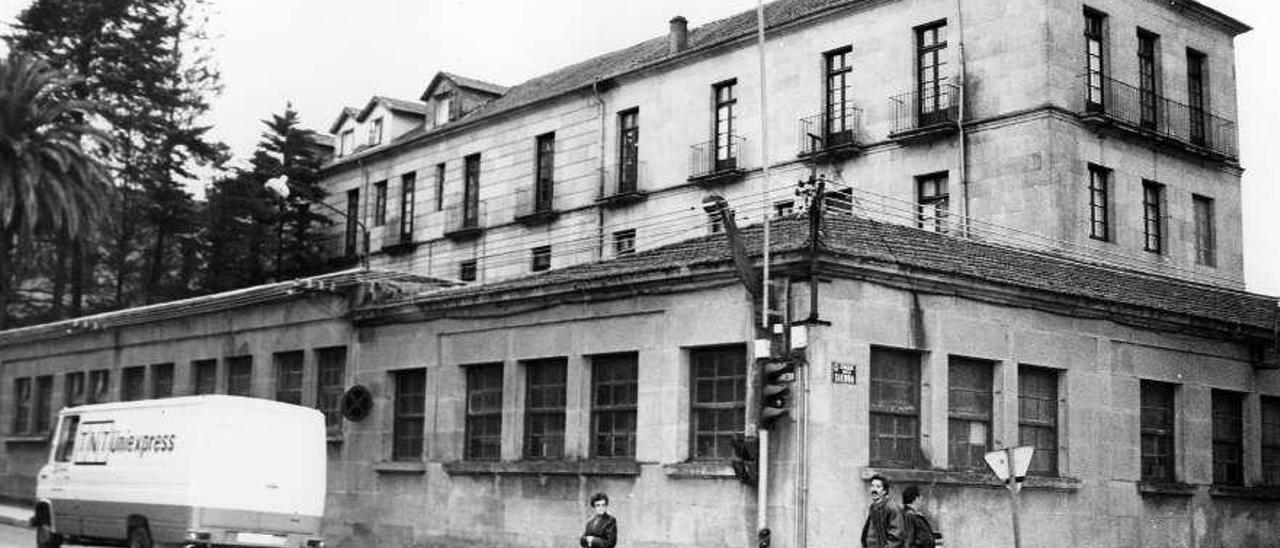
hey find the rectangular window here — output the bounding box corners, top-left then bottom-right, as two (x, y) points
(591, 353), (638, 458)
(1140, 381), (1176, 482)
(1019, 366), (1059, 476)
(916, 172), (950, 233)
(1262, 397), (1280, 486)
(774, 201), (795, 218)
(1142, 180), (1163, 254)
(87, 370), (109, 404)
(435, 162), (446, 212)
(535, 133), (555, 210)
(1194, 195), (1216, 266)
(691, 346), (747, 461)
(460, 259), (478, 282)
(34, 376), (52, 433)
(713, 80), (738, 169)
(368, 117), (383, 146)
(339, 129), (354, 156)
(1187, 49), (1208, 145)
(465, 363), (504, 461)
(150, 363), (174, 399)
(64, 372), (86, 408)
(916, 21), (949, 125)
(192, 359), (217, 395)
(345, 189), (359, 257)
(373, 181), (387, 227)
(316, 347), (347, 435)
(531, 245), (552, 272)
(1088, 164), (1110, 241)
(463, 154), (481, 228)
(618, 109), (640, 192)
(824, 47), (853, 146)
(1212, 390), (1243, 485)
(434, 94), (452, 126)
(400, 171), (416, 242)
(226, 356), (253, 397)
(524, 358), (567, 460)
(1137, 29), (1160, 129)
(948, 357), (993, 470)
(274, 351), (304, 405)
(11, 377), (31, 434)
(392, 369), (427, 461)
(122, 366), (146, 402)
(613, 229), (636, 256)
(1084, 8), (1107, 110)
(870, 348), (921, 468)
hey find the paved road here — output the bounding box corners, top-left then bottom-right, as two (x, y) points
(0, 521), (113, 547)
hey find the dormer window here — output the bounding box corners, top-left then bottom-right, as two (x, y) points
(339, 129), (354, 156)
(368, 118), (383, 146)
(434, 93), (453, 126)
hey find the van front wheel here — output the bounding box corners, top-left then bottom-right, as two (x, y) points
(35, 523), (60, 548)
(127, 525), (153, 548)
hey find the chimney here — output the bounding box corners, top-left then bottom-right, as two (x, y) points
(669, 16), (688, 54)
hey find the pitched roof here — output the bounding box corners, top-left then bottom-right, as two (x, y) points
(363, 215), (1278, 336)
(358, 96), (428, 122)
(420, 71), (509, 101)
(328, 107), (360, 134)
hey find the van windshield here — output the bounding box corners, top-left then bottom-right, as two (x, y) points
(54, 415), (79, 463)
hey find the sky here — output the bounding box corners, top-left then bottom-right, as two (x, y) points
(0, 0), (1276, 296)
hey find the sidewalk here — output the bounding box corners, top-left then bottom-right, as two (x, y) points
(0, 500), (32, 529)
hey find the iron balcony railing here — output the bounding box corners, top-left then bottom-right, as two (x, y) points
(444, 200), (486, 236)
(689, 135), (747, 181)
(600, 161), (648, 199)
(1080, 73), (1237, 159)
(514, 185), (555, 219)
(798, 103), (863, 156)
(890, 83), (960, 135)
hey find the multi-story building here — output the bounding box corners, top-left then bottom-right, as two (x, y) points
(2, 1), (1277, 547)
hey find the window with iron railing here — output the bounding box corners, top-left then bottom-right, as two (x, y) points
(226, 356), (253, 397)
(916, 21), (950, 127)
(825, 47), (853, 147)
(274, 351), (304, 405)
(122, 366), (146, 402)
(1140, 380), (1176, 482)
(316, 346), (347, 435)
(1187, 49), (1208, 146)
(618, 109), (640, 193)
(713, 81), (738, 171)
(1084, 8), (1107, 111)
(1137, 30), (1160, 129)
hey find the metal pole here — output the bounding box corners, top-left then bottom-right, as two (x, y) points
(1007, 449), (1023, 548)
(758, 428), (769, 534)
(754, 0), (773, 544)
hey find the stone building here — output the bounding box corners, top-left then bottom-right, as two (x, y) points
(3, 0), (1279, 547)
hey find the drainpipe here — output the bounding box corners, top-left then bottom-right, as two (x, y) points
(593, 78), (607, 259)
(954, 0), (970, 237)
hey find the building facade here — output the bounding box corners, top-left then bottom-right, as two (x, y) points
(3, 1), (1278, 548)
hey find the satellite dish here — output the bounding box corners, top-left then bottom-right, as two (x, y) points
(340, 385), (373, 422)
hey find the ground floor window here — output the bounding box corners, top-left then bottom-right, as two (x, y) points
(392, 369), (427, 461)
(870, 348), (921, 468)
(1018, 366), (1059, 476)
(465, 363), (504, 460)
(591, 353), (638, 458)
(524, 358), (567, 459)
(691, 346), (746, 461)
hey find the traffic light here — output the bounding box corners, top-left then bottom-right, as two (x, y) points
(759, 358), (795, 428)
(758, 528), (772, 548)
(730, 434), (758, 487)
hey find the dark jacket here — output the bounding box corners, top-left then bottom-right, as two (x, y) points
(901, 505), (937, 548)
(861, 498), (903, 548)
(580, 513), (617, 548)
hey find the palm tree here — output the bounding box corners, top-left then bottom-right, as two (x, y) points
(0, 52), (112, 329)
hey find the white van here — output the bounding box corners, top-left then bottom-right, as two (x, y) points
(32, 395), (327, 548)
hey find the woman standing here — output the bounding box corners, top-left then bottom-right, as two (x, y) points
(579, 492), (617, 548)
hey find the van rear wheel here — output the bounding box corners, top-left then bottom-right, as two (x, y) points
(127, 524), (153, 548)
(35, 523), (60, 548)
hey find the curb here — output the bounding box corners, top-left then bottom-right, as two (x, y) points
(0, 512), (31, 529)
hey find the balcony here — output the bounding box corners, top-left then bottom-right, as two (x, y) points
(514, 185), (558, 226)
(443, 201), (486, 241)
(889, 83), (960, 143)
(688, 135), (747, 187)
(798, 104), (863, 162)
(596, 161), (648, 208)
(1078, 73), (1237, 161)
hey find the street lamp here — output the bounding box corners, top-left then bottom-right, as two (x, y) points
(265, 176), (370, 270)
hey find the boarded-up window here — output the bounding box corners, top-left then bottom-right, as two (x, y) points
(392, 369), (427, 461)
(1140, 381), (1176, 482)
(948, 357), (992, 470)
(524, 358), (567, 460)
(691, 346), (747, 461)
(1212, 390), (1244, 485)
(465, 364), (504, 460)
(870, 348), (921, 468)
(1018, 366), (1059, 476)
(274, 351), (304, 405)
(592, 353), (638, 458)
